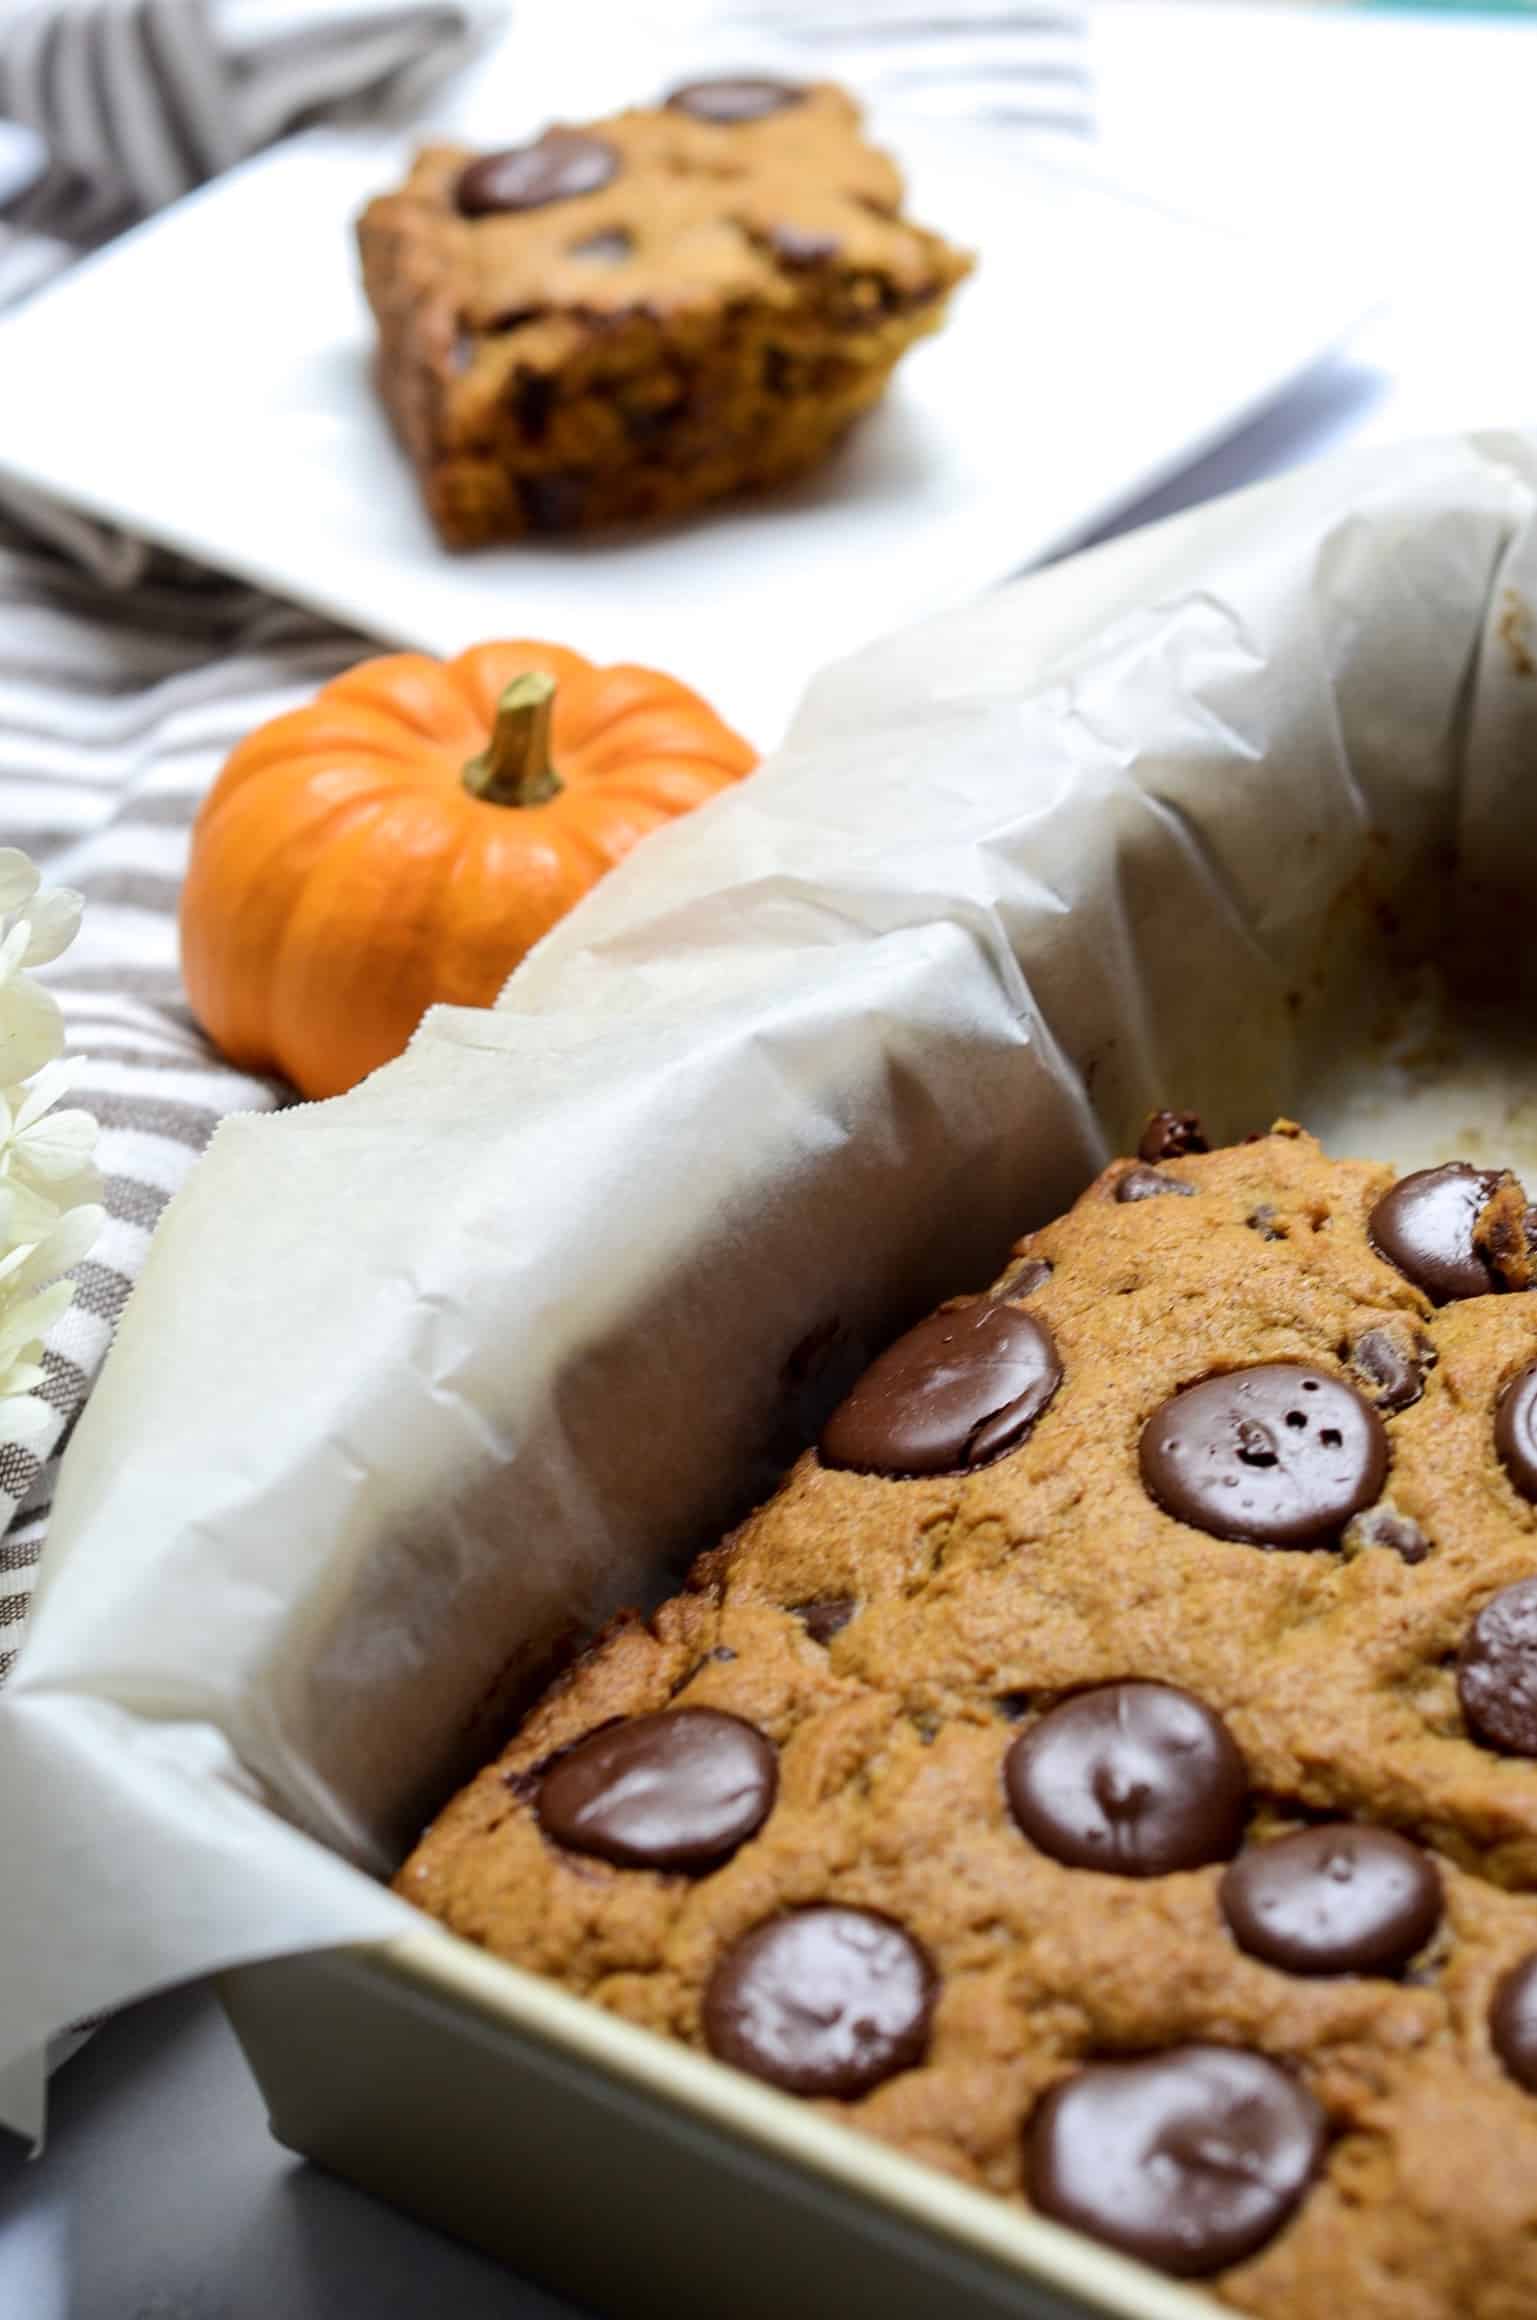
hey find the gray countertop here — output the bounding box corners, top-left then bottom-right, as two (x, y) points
(0, 1983), (586, 2320)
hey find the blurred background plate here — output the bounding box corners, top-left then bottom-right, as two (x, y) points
(0, 99), (1372, 746)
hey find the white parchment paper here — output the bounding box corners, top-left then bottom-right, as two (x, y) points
(6, 429), (1537, 2140)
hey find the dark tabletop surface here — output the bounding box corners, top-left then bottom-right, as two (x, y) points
(0, 1982), (588, 2320)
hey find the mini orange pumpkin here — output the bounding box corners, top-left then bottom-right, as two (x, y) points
(179, 640), (757, 1099)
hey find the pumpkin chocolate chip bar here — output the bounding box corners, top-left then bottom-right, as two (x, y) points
(355, 79), (972, 547)
(398, 1120), (1537, 2314)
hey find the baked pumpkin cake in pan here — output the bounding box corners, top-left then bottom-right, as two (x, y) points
(398, 1117), (1537, 2315)
(356, 78), (972, 547)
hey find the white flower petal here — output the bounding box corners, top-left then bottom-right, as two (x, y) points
(0, 921), (30, 988)
(0, 1177), (63, 1248)
(10, 1057), (84, 1133)
(20, 886), (83, 967)
(0, 975), (64, 1084)
(0, 1279), (71, 1363)
(15, 1166), (100, 1221)
(5, 1203), (102, 1293)
(0, 851), (40, 917)
(11, 1108), (98, 1183)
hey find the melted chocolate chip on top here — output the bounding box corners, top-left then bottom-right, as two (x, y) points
(1116, 1165), (1195, 1204)
(1027, 2046), (1326, 2277)
(665, 77), (806, 123)
(1351, 1327), (1431, 1414)
(536, 1708), (776, 1869)
(457, 131), (620, 217)
(1138, 1109), (1209, 1163)
(1458, 1580), (1537, 1756)
(820, 1299), (1061, 1478)
(704, 1907), (934, 2096)
(1495, 1361), (1537, 1502)
(1140, 1365), (1388, 1548)
(1220, 1824), (1442, 1976)
(1004, 1682), (1247, 1877)
(1492, 1952), (1537, 2091)
(1368, 1164), (1506, 1304)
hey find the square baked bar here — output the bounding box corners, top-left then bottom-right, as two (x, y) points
(356, 78), (973, 547)
(398, 1118), (1537, 2315)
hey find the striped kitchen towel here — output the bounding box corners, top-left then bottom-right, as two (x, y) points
(0, 556), (367, 1670)
(0, 0), (1092, 1677)
(0, 0), (488, 1671)
(688, 1), (1093, 132)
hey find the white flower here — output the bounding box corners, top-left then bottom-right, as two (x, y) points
(0, 850), (80, 1087)
(0, 1275), (73, 1400)
(0, 1058), (99, 1214)
(0, 848), (100, 1447)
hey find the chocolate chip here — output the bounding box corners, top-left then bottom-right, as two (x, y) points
(1458, 1579), (1537, 1755)
(819, 1301), (1061, 1478)
(794, 1598), (855, 1645)
(996, 1257), (1051, 1299)
(1351, 1327), (1430, 1413)
(1491, 1952), (1537, 2090)
(768, 222), (841, 265)
(518, 472), (588, 532)
(1026, 2047), (1325, 2277)
(535, 1708), (776, 1869)
(1139, 1365), (1388, 1548)
(1496, 1361), (1537, 1501)
(1116, 1165), (1195, 1204)
(457, 132), (620, 217)
(761, 346), (805, 396)
(1344, 1505), (1431, 1563)
(512, 371), (555, 441)
(1003, 1682), (1247, 1877)
(1138, 1110), (1209, 1163)
(1368, 1164), (1506, 1303)
(569, 227), (633, 261)
(620, 395), (686, 446)
(1220, 1825), (1442, 1976)
(703, 1907), (934, 2096)
(665, 77), (806, 124)
(1247, 1205), (1285, 1240)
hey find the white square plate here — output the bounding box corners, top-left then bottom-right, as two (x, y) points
(0, 108), (1373, 745)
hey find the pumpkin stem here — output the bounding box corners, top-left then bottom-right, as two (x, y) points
(463, 672), (562, 807)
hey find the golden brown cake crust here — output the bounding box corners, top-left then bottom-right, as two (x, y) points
(356, 81), (972, 547)
(398, 1126), (1537, 2313)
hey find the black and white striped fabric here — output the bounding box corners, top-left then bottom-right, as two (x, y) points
(0, 0), (483, 306)
(704, 2), (1093, 134)
(0, 0), (1091, 1679)
(0, 546), (370, 1675)
(0, 0), (486, 1672)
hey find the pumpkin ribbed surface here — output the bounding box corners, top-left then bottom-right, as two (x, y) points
(179, 640), (756, 1098)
